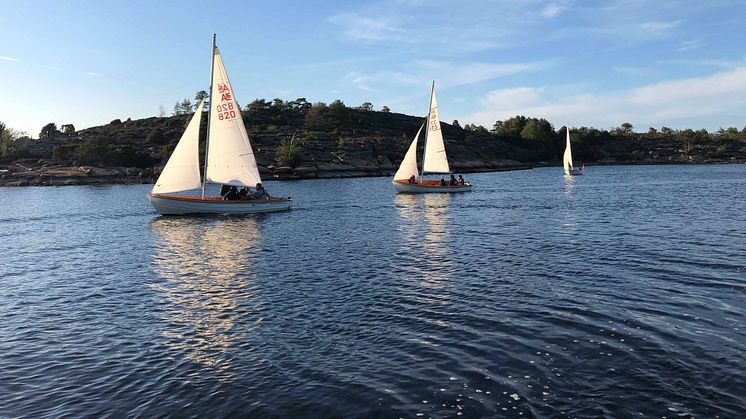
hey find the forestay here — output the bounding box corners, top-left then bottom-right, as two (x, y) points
(393, 123), (423, 181)
(422, 84), (450, 174)
(152, 99), (205, 194)
(205, 47), (262, 187)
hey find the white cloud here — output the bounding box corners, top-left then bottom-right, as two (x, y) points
(639, 20), (683, 32)
(677, 39), (703, 51)
(341, 59), (546, 92)
(0, 55), (20, 62)
(327, 12), (405, 42)
(459, 67), (746, 130)
(613, 66), (655, 77)
(85, 72), (101, 77)
(540, 1), (571, 18)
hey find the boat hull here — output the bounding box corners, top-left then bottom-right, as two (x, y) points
(393, 180), (473, 193)
(564, 168), (584, 176)
(148, 194), (292, 215)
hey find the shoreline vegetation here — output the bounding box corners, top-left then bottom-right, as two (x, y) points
(2, 98), (745, 187)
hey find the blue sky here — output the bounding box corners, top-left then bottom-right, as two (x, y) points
(1, 0), (745, 137)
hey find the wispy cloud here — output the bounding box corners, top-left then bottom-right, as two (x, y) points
(0, 55), (20, 62)
(340, 59), (547, 92)
(327, 12), (406, 42)
(326, 2), (534, 52)
(540, 1), (571, 18)
(639, 20), (683, 32)
(613, 66), (656, 77)
(677, 39), (703, 51)
(459, 67), (746, 130)
(85, 72), (101, 77)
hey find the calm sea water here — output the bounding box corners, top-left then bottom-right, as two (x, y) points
(1, 165), (745, 417)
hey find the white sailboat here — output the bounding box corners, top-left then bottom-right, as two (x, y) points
(392, 81), (472, 193)
(148, 36), (292, 215)
(563, 127), (583, 176)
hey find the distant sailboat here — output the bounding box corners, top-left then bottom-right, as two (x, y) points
(563, 127), (583, 176)
(148, 35), (292, 215)
(392, 81), (472, 193)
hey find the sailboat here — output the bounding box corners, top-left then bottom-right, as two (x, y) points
(148, 36), (292, 215)
(392, 81), (472, 193)
(563, 127), (583, 176)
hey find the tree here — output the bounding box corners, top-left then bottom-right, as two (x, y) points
(158, 105), (165, 117)
(359, 102), (373, 111)
(181, 99), (193, 114)
(620, 122), (633, 134)
(520, 119), (553, 141)
(195, 90), (208, 106)
(661, 126), (673, 135)
(173, 101), (182, 116)
(275, 137), (305, 167)
(452, 119), (460, 128)
(39, 122), (59, 139)
(61, 124), (75, 134)
(381, 106), (390, 113)
(272, 98), (287, 110)
(647, 127), (657, 135)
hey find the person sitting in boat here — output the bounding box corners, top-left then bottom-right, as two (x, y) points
(439, 177), (446, 186)
(457, 175), (465, 185)
(252, 183), (270, 199)
(239, 187), (252, 200)
(449, 174), (457, 186)
(408, 174), (416, 184)
(223, 186), (240, 200)
(219, 184), (231, 199)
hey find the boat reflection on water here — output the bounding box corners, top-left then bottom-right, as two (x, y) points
(395, 193), (453, 289)
(563, 173), (575, 195)
(150, 217), (264, 381)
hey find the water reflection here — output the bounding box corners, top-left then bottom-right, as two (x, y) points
(150, 217), (263, 381)
(394, 194), (453, 288)
(563, 174), (575, 196)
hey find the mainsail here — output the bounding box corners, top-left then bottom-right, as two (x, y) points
(152, 99), (205, 194)
(393, 123), (424, 181)
(563, 128), (574, 174)
(422, 82), (450, 174)
(205, 47), (262, 187)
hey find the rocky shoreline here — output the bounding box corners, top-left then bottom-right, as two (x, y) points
(0, 158), (530, 187)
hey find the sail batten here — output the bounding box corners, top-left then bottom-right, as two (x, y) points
(422, 84), (450, 174)
(205, 47), (262, 187)
(152, 99), (205, 194)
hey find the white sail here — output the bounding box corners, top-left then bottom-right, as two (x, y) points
(205, 47), (262, 187)
(393, 123), (424, 181)
(152, 99), (205, 194)
(422, 83), (450, 174)
(563, 128), (573, 174)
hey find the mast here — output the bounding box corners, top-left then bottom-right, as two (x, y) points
(420, 80), (435, 178)
(201, 33), (216, 199)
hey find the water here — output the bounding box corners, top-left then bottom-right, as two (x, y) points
(1, 165), (745, 417)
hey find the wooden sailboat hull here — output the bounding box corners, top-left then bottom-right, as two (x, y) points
(148, 193), (292, 215)
(392, 179), (473, 193)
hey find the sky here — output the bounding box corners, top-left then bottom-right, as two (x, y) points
(1, 0), (746, 137)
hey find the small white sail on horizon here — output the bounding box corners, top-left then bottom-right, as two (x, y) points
(563, 128), (573, 174)
(563, 127), (583, 175)
(152, 99), (205, 194)
(205, 47), (262, 188)
(422, 83), (450, 174)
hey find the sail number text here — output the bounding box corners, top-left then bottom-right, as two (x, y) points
(216, 103), (236, 121)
